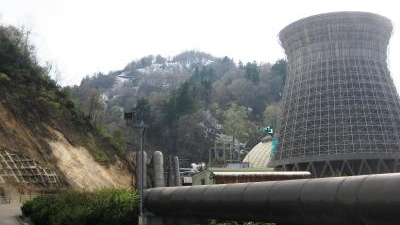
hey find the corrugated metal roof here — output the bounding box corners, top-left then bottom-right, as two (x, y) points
(213, 171), (311, 176)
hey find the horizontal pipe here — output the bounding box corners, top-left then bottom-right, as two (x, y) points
(144, 173), (400, 225)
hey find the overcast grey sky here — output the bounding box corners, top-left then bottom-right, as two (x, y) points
(0, 0), (399, 88)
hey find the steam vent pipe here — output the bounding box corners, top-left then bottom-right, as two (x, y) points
(136, 151), (147, 189)
(153, 151), (165, 187)
(144, 173), (400, 225)
(173, 156), (181, 186)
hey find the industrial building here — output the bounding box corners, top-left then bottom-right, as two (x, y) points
(192, 168), (311, 185)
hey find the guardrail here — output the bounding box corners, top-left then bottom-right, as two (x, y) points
(0, 194), (55, 204)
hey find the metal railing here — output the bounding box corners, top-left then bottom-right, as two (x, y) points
(0, 194), (55, 204)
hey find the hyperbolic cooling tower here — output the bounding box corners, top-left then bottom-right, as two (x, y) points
(269, 12), (400, 177)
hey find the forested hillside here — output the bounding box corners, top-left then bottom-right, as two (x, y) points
(0, 24), (131, 192)
(71, 51), (287, 165)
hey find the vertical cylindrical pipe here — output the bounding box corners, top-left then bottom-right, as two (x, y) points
(167, 155), (174, 187)
(173, 156), (181, 186)
(153, 151), (165, 187)
(136, 151), (147, 189)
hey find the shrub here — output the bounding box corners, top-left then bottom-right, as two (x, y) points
(21, 188), (139, 225)
(93, 148), (110, 163)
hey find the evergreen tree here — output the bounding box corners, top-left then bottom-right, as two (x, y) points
(244, 61), (260, 84)
(271, 59), (287, 86)
(134, 98), (151, 123)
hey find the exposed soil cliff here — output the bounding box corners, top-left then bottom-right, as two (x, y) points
(0, 102), (131, 194)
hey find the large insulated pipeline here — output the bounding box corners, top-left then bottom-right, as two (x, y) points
(144, 173), (400, 225)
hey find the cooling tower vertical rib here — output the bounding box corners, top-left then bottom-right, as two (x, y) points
(269, 12), (400, 177)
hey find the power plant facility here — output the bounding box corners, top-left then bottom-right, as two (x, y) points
(139, 12), (400, 225)
(269, 12), (400, 177)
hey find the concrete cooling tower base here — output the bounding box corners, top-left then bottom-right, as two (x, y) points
(270, 153), (400, 177)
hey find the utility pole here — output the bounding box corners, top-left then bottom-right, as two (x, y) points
(124, 111), (148, 225)
(138, 120), (145, 225)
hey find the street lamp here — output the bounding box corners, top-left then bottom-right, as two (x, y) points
(124, 111), (147, 225)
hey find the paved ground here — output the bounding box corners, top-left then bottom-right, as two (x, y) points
(0, 204), (22, 225)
